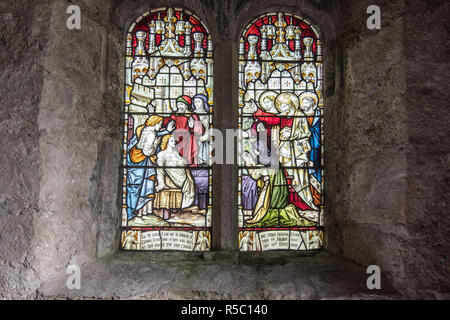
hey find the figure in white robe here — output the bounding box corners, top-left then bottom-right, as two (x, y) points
(195, 231), (210, 251)
(274, 93), (318, 210)
(307, 231), (323, 249)
(122, 231), (138, 250)
(239, 232), (254, 251)
(189, 94), (210, 166)
(155, 135), (195, 209)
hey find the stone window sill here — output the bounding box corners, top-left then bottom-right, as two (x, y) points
(39, 251), (397, 299)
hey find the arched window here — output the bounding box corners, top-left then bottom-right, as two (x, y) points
(121, 8), (213, 251)
(238, 12), (324, 251)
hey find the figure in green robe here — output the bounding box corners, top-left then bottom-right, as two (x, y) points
(244, 169), (316, 228)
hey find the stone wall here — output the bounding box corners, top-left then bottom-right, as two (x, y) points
(326, 0), (410, 294)
(0, 0), (122, 298)
(326, 0), (450, 298)
(403, 0), (450, 297)
(33, 0), (122, 288)
(0, 0), (50, 299)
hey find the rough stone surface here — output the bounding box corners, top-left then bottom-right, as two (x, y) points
(326, 0), (410, 295)
(40, 251), (398, 299)
(403, 0), (450, 298)
(325, 0), (450, 298)
(0, 0), (448, 299)
(0, 0), (51, 299)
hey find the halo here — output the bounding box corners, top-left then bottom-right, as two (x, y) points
(258, 90), (278, 112)
(299, 91), (318, 106)
(275, 92), (299, 114)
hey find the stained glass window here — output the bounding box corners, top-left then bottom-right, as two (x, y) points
(238, 13), (324, 251)
(121, 8), (213, 251)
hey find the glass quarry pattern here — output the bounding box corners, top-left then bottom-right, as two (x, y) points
(238, 13), (324, 251)
(121, 8), (213, 251)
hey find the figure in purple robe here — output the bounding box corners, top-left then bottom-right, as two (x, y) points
(241, 174), (258, 210)
(191, 169), (209, 210)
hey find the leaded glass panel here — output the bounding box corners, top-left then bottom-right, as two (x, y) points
(121, 8), (213, 251)
(238, 12), (324, 251)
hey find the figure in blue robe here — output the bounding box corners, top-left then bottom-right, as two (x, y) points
(126, 116), (173, 220)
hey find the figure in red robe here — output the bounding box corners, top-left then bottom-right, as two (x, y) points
(163, 95), (204, 166)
